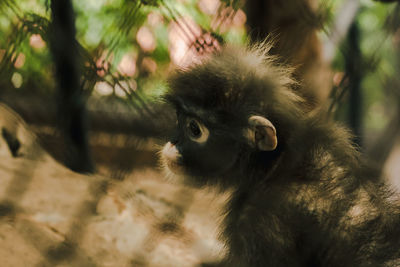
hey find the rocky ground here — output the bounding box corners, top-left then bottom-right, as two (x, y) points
(0, 104), (227, 267)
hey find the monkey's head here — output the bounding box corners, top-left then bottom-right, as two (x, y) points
(161, 44), (304, 187)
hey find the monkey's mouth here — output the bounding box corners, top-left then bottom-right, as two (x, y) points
(161, 142), (184, 174)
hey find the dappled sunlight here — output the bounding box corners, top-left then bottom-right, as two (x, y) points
(94, 81), (113, 96)
(168, 17), (202, 67)
(118, 53), (137, 77)
(137, 26), (156, 52)
(29, 34), (46, 50)
(147, 12), (164, 27)
(141, 57), (157, 74)
(198, 0), (220, 15)
(11, 72), (23, 89)
(232, 9), (246, 27)
(95, 51), (111, 77)
(13, 53), (25, 69)
(333, 72), (346, 87)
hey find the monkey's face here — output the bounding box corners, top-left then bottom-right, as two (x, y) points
(160, 100), (278, 186)
(161, 108), (241, 184)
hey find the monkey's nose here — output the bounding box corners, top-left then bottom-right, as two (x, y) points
(162, 142), (181, 161)
(171, 138), (179, 145)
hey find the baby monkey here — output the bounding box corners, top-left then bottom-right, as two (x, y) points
(160, 43), (400, 267)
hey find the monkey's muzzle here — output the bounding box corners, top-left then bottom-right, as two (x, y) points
(161, 142), (184, 174)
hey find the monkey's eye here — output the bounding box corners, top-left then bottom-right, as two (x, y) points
(186, 118), (209, 143)
(189, 120), (201, 137)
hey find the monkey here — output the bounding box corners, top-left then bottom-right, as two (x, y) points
(159, 43), (400, 267)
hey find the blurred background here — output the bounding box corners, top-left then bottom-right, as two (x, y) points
(1, 0), (399, 175)
(0, 0), (400, 266)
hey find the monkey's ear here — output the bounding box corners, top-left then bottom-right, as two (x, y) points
(245, 115), (277, 151)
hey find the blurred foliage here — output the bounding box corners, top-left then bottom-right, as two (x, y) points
(330, 0), (399, 141)
(0, 0), (246, 105)
(0, 0), (399, 143)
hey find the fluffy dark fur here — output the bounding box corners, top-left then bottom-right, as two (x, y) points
(162, 43), (400, 267)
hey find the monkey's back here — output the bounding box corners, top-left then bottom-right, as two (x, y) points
(223, 121), (400, 267)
